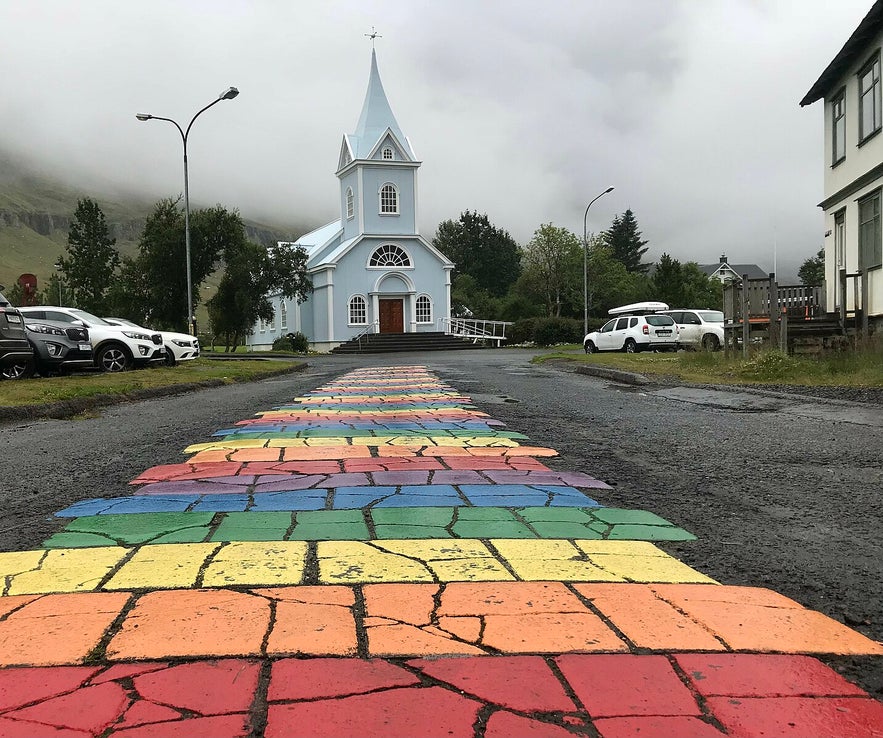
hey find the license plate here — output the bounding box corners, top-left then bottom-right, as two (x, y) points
(657, 330), (671, 336)
(79, 343), (91, 351)
(6, 314), (21, 323)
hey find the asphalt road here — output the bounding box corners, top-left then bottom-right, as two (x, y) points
(1, 348), (881, 695)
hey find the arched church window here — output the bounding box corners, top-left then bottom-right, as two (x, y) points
(348, 295), (367, 325)
(280, 300), (288, 330)
(369, 244), (411, 268)
(382, 146), (394, 160)
(379, 183), (398, 214)
(416, 295), (432, 323)
(346, 188), (354, 219)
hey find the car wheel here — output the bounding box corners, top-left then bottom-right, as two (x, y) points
(623, 338), (638, 354)
(702, 334), (720, 352)
(584, 340), (597, 354)
(0, 360), (35, 380)
(163, 346), (177, 367)
(96, 344), (131, 373)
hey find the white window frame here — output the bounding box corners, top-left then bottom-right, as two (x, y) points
(858, 190), (882, 270)
(346, 187), (354, 219)
(368, 244), (412, 268)
(832, 89), (846, 165)
(834, 209), (846, 269)
(379, 183), (399, 214)
(280, 300), (288, 331)
(416, 294), (432, 323)
(382, 146), (394, 160)
(859, 52), (881, 143)
(348, 294), (367, 325)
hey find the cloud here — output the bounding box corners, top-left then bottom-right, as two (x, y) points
(0, 0), (873, 278)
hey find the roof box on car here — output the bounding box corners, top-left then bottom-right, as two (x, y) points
(608, 301), (669, 316)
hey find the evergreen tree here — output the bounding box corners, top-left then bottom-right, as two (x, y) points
(432, 211), (521, 297)
(798, 248), (825, 286)
(58, 197), (120, 313)
(651, 253), (683, 307)
(602, 209), (649, 274)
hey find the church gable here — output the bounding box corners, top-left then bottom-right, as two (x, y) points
(337, 136), (355, 171)
(366, 130), (412, 163)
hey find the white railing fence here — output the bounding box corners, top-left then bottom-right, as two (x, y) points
(439, 317), (512, 345)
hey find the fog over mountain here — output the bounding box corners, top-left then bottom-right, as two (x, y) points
(2, 0), (871, 280)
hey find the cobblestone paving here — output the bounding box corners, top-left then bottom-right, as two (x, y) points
(0, 366), (881, 736)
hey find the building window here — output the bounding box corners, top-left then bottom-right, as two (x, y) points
(859, 53), (881, 142)
(280, 300), (288, 330)
(346, 187), (354, 219)
(380, 183), (398, 214)
(416, 295), (432, 323)
(859, 190), (882, 270)
(348, 295), (367, 324)
(832, 90), (846, 164)
(258, 318), (266, 333)
(834, 210), (846, 269)
(369, 244), (411, 267)
(382, 146), (394, 160)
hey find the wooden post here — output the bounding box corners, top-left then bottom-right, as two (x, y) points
(767, 272), (779, 350)
(780, 311), (788, 352)
(861, 270), (869, 337)
(839, 268), (848, 334)
(741, 274), (750, 359)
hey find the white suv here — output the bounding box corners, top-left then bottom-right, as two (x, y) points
(104, 318), (200, 366)
(18, 307), (165, 372)
(584, 309), (679, 353)
(657, 309), (724, 351)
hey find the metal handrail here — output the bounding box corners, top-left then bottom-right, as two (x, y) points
(439, 317), (512, 344)
(354, 321), (379, 351)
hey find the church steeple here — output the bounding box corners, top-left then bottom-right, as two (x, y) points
(349, 50), (414, 160)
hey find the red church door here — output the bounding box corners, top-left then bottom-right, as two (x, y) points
(379, 299), (404, 333)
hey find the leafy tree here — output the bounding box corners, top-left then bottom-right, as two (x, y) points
(651, 253), (721, 309)
(798, 248), (825, 286)
(58, 198), (120, 314)
(450, 274), (502, 320)
(586, 240), (645, 316)
(650, 253), (683, 307)
(130, 198), (246, 332)
(207, 240), (312, 351)
(520, 223), (582, 317)
(603, 209), (649, 273)
(433, 211), (521, 297)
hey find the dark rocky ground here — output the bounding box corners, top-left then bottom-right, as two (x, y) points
(0, 350), (880, 697)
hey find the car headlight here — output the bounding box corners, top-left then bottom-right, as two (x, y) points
(27, 323), (65, 336)
(122, 331), (152, 341)
(171, 339), (192, 347)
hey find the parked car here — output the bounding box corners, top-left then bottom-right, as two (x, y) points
(583, 302), (679, 353)
(103, 318), (200, 366)
(0, 288), (35, 380)
(21, 317), (94, 376)
(17, 307), (165, 372)
(657, 309), (725, 351)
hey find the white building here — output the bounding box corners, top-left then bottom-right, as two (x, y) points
(246, 50), (453, 352)
(801, 0), (883, 325)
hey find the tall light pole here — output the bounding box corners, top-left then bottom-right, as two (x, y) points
(583, 187), (614, 336)
(136, 87), (240, 336)
(53, 262), (63, 306)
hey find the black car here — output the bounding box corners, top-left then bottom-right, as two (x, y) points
(0, 288), (35, 380)
(23, 318), (94, 376)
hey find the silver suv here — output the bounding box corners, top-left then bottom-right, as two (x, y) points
(584, 313), (678, 353)
(18, 307), (165, 372)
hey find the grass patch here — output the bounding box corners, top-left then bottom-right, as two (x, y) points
(533, 341), (883, 387)
(0, 358), (303, 408)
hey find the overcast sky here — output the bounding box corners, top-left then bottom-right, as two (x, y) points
(1, 0), (873, 277)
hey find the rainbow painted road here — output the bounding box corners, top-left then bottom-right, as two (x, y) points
(1, 365), (882, 737)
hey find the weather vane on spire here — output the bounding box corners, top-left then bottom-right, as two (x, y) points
(365, 26), (382, 48)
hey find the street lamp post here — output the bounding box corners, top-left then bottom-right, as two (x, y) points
(136, 87), (240, 336)
(53, 262), (62, 306)
(583, 187), (615, 336)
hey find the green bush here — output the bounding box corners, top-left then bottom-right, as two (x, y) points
(533, 317), (583, 346)
(506, 318), (539, 345)
(272, 332), (310, 353)
(739, 350), (800, 381)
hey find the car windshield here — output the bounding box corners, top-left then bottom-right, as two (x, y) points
(699, 311), (724, 323)
(645, 315), (674, 326)
(69, 309), (113, 326)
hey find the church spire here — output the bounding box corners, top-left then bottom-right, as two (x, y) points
(350, 49), (414, 160)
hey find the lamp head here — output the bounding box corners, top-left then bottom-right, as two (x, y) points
(135, 113), (152, 121)
(220, 87), (239, 100)
(605, 186), (614, 193)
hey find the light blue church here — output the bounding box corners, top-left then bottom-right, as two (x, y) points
(246, 50), (454, 352)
